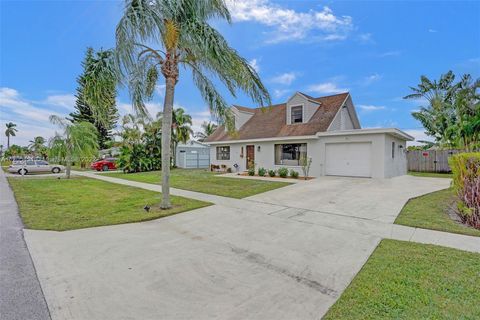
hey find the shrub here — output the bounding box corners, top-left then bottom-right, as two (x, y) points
(268, 169), (276, 177)
(290, 170), (299, 179)
(300, 156), (312, 180)
(258, 167), (267, 177)
(449, 152), (480, 229)
(278, 167), (289, 178)
(248, 167), (255, 176)
(226, 167), (232, 173)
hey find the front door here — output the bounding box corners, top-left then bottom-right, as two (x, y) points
(246, 145), (255, 169)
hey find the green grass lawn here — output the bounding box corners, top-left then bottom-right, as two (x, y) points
(323, 239), (480, 319)
(104, 169), (291, 198)
(8, 177), (210, 231)
(395, 188), (480, 237)
(408, 171), (453, 178)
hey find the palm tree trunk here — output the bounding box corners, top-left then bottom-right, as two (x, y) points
(7, 135), (10, 149)
(66, 155), (72, 179)
(160, 76), (175, 209)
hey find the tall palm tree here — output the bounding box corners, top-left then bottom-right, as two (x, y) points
(5, 122), (18, 149)
(83, 0), (270, 209)
(195, 121), (217, 142)
(28, 136), (46, 157)
(49, 116), (99, 178)
(170, 107), (193, 166)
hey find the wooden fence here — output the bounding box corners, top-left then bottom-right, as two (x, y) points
(407, 150), (461, 172)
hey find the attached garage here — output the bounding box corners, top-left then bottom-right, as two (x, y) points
(325, 142), (372, 177)
(318, 129), (413, 179)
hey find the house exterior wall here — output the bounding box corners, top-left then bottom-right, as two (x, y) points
(209, 133), (408, 178)
(328, 96), (359, 131)
(383, 134), (408, 178)
(286, 93), (320, 124)
(210, 139), (316, 176)
(329, 106), (355, 131)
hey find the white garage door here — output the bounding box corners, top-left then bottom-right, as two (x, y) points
(325, 142), (372, 177)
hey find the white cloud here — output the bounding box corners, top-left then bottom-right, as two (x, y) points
(403, 129), (434, 146)
(0, 88), (66, 146)
(190, 110), (214, 134)
(248, 58), (260, 72)
(0, 87), (63, 124)
(363, 73), (382, 85)
(270, 72), (296, 85)
(358, 104), (386, 111)
(358, 33), (374, 44)
(428, 29), (437, 33)
(307, 82), (349, 95)
(273, 89), (290, 99)
(43, 94), (76, 110)
(0, 87), (32, 108)
(226, 0), (353, 43)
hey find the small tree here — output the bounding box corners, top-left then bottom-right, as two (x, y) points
(195, 121), (218, 142)
(28, 136), (47, 158)
(49, 116), (99, 178)
(300, 156), (312, 180)
(5, 122), (18, 149)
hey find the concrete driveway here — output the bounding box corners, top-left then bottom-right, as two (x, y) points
(247, 175), (451, 223)
(24, 175), (452, 320)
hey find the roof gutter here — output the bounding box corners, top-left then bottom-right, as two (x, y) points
(316, 128), (415, 141)
(205, 135), (319, 145)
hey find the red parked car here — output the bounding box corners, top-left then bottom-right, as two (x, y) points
(91, 158), (117, 171)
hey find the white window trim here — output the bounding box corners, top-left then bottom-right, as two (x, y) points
(290, 104), (304, 124)
(274, 143), (307, 166)
(216, 146), (231, 160)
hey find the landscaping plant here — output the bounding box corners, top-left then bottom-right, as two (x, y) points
(278, 167), (289, 178)
(268, 169), (276, 177)
(258, 167), (266, 177)
(290, 170), (299, 179)
(449, 152), (480, 229)
(48, 116), (98, 178)
(248, 166), (255, 176)
(300, 155), (312, 180)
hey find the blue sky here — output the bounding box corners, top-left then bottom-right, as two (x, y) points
(1, 0), (479, 147)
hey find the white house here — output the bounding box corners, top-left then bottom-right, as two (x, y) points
(205, 92), (413, 178)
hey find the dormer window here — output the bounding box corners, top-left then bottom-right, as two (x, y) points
(291, 105), (303, 123)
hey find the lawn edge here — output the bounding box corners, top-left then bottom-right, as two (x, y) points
(394, 187), (480, 237)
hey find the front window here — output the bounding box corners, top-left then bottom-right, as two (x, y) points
(291, 106), (303, 123)
(274, 143), (307, 165)
(216, 146), (230, 160)
(36, 160), (48, 165)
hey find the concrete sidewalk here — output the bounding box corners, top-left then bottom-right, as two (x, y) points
(0, 170), (51, 320)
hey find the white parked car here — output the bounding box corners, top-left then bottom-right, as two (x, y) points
(8, 160), (65, 175)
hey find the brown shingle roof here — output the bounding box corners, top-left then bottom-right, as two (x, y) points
(205, 92), (349, 142)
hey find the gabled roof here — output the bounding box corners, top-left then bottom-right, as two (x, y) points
(205, 92), (349, 142)
(233, 105), (256, 114)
